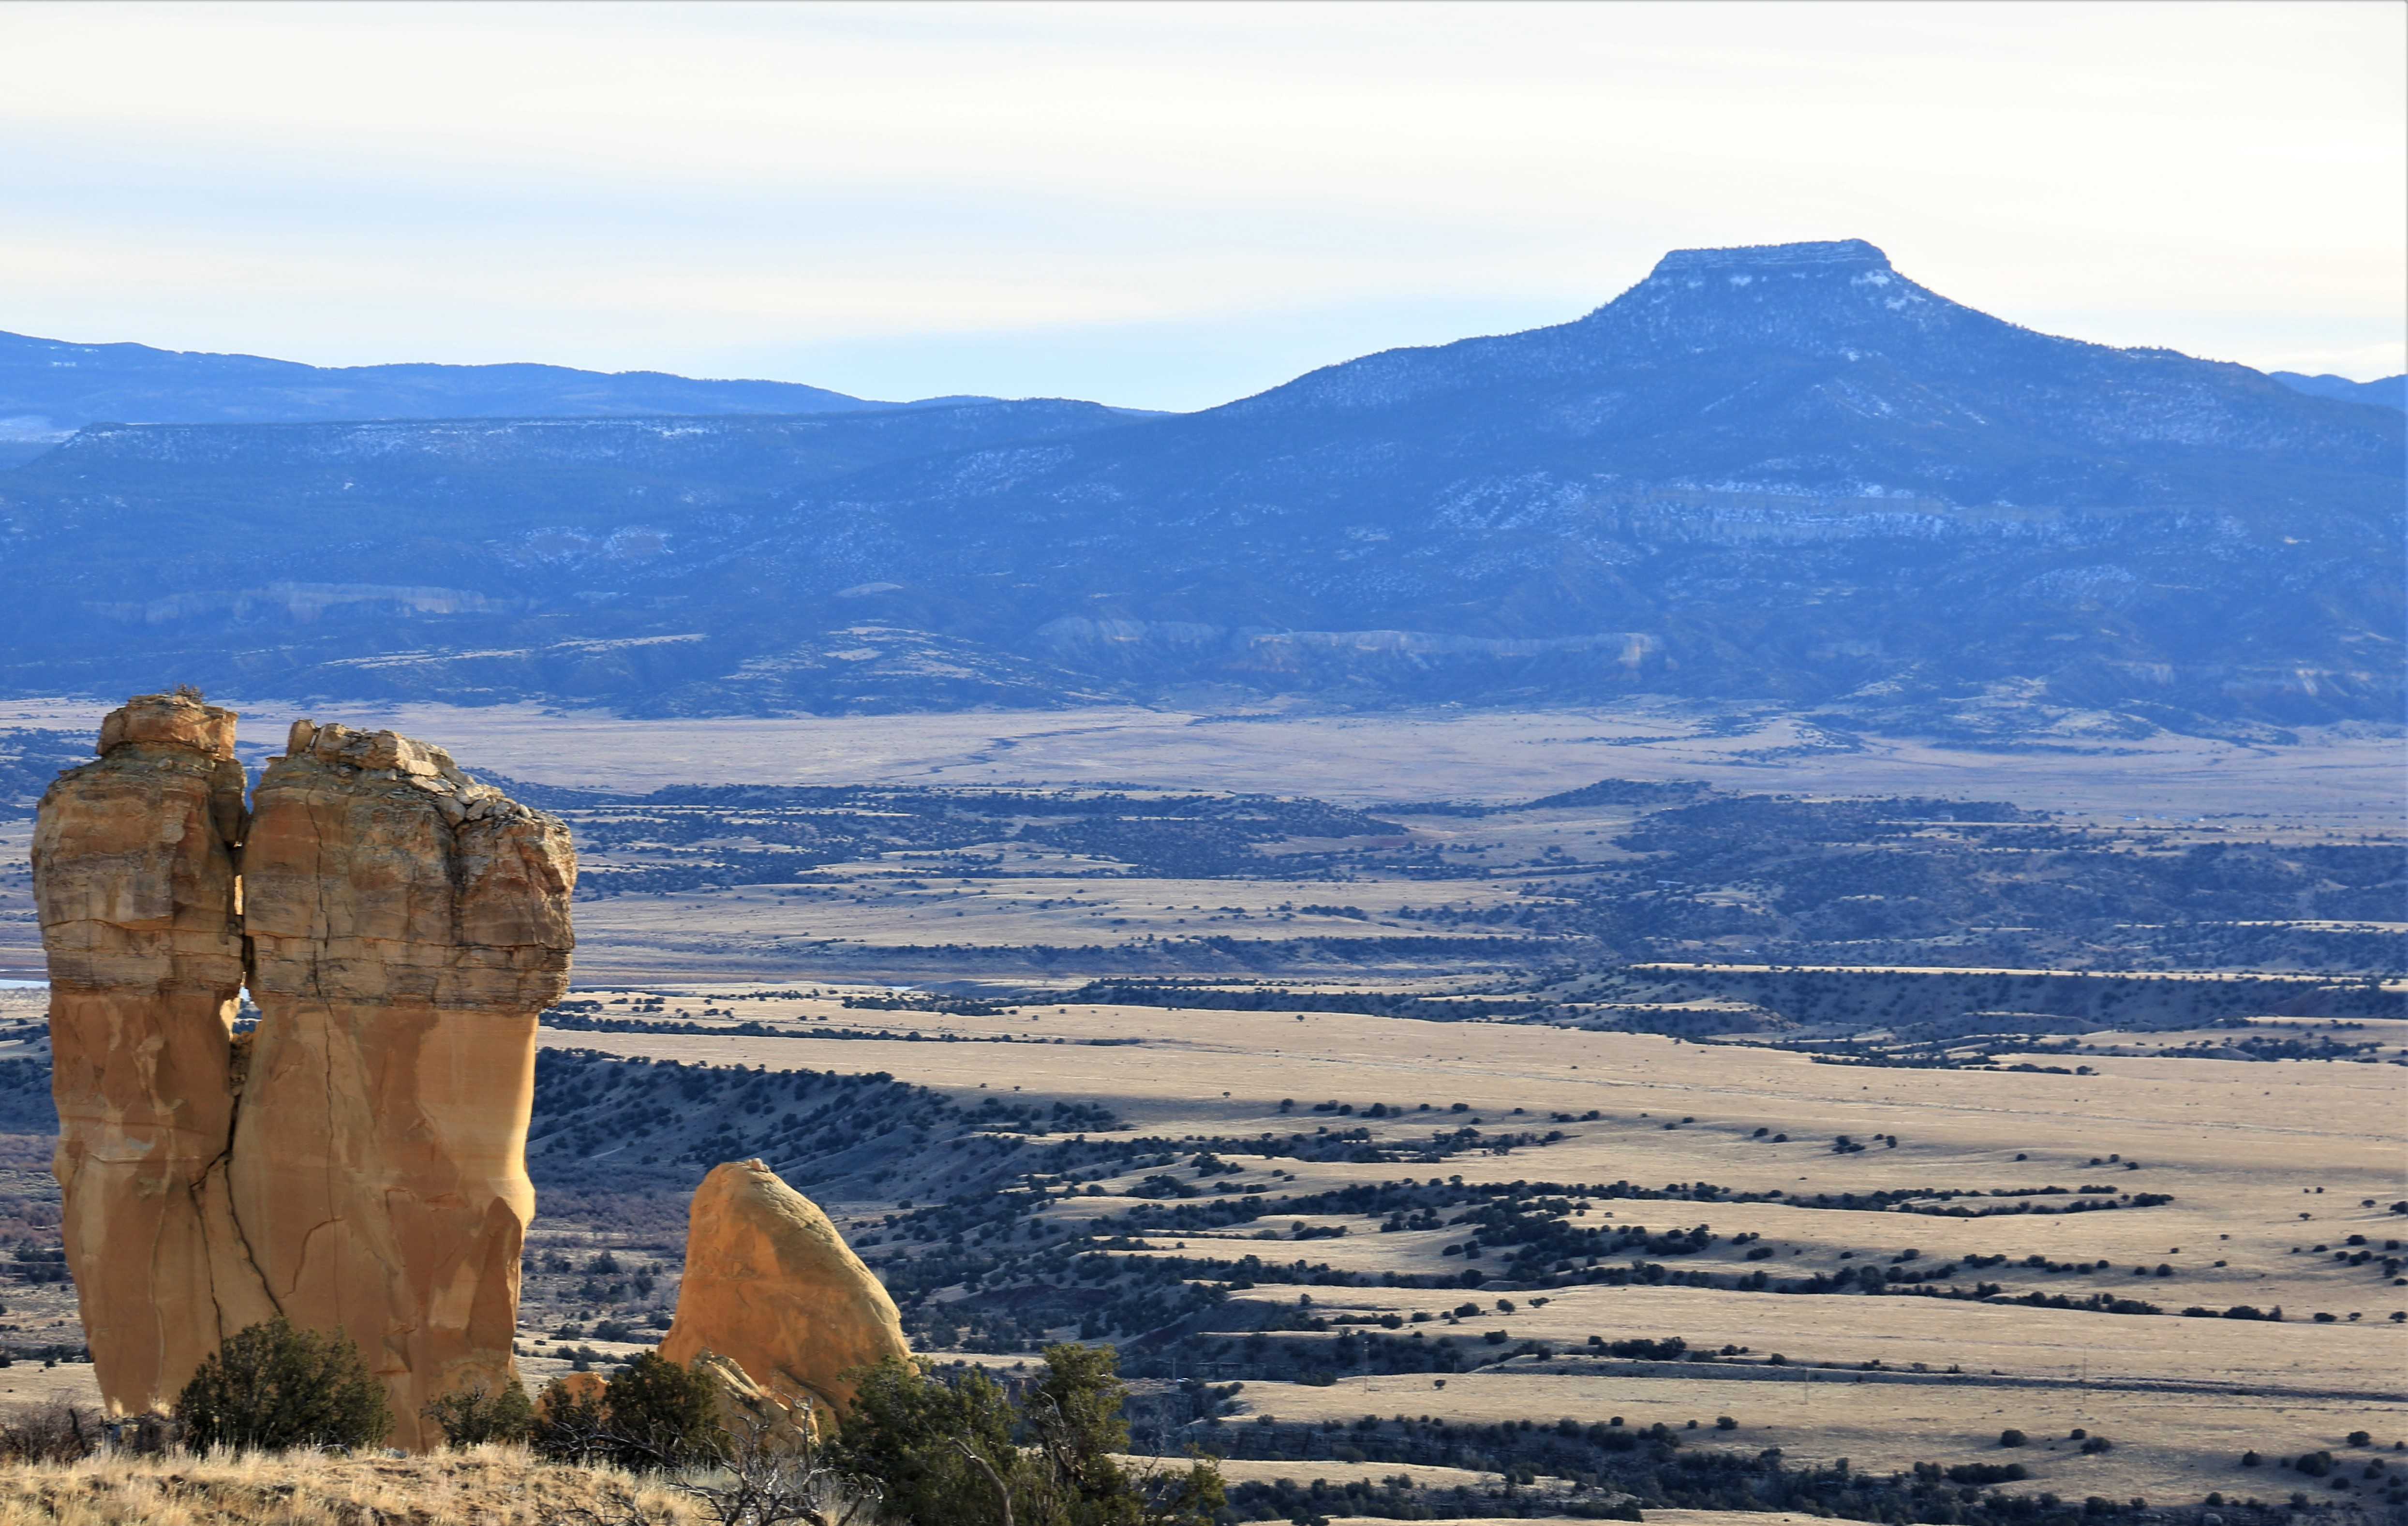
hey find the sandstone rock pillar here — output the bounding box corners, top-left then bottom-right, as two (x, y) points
(231, 721), (574, 1449)
(661, 1159), (910, 1418)
(30, 692), (276, 1413)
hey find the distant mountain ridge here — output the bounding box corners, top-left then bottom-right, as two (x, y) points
(2268, 370), (2407, 411)
(1, 239), (2398, 735)
(0, 327), (1018, 465)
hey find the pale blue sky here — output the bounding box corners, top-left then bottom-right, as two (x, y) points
(4, 1), (2401, 410)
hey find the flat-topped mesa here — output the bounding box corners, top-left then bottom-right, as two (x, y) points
(1648, 237), (1893, 276)
(31, 691), (275, 1414)
(1590, 236), (1951, 354)
(231, 718), (575, 1449)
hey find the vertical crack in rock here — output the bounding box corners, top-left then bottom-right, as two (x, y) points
(234, 719), (574, 1450)
(31, 692), (276, 1413)
(35, 697), (574, 1445)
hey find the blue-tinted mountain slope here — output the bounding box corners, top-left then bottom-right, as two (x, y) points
(1, 241), (2396, 731)
(0, 327), (957, 464)
(2270, 371), (2407, 411)
(698, 240), (2400, 724)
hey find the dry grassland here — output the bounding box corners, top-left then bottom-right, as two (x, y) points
(0, 698), (2399, 1514)
(1205, 1456), (1503, 1492)
(563, 874), (1531, 984)
(1231, 1366), (2390, 1504)
(3, 697), (2398, 819)
(1305, 1518), (1884, 1526)
(538, 995), (2408, 1301)
(1338, 1516), (1829, 1526)
(0, 1445), (696, 1526)
(531, 989), (2406, 1502)
(2, 699), (2398, 981)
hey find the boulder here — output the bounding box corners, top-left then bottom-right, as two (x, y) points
(690, 1349), (820, 1452)
(536, 1370), (610, 1417)
(660, 1160), (909, 1417)
(31, 691), (275, 1412)
(232, 719), (575, 1449)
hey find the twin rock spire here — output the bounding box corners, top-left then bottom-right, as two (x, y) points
(33, 690), (911, 1448)
(33, 690), (575, 1449)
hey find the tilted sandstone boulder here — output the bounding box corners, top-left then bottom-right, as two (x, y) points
(661, 1159), (909, 1418)
(32, 692), (275, 1412)
(232, 720), (575, 1449)
(34, 699), (575, 1445)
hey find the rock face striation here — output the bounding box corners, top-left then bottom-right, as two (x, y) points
(32, 693), (273, 1409)
(661, 1159), (910, 1420)
(234, 720), (575, 1448)
(31, 695), (575, 1446)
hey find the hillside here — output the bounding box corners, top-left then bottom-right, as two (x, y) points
(2270, 371), (2407, 411)
(0, 326), (969, 463)
(1, 240), (2397, 731)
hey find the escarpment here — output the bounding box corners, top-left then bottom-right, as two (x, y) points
(31, 696), (575, 1445)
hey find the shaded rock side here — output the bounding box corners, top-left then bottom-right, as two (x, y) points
(30, 692), (276, 1413)
(688, 1349), (819, 1450)
(231, 720), (574, 1449)
(660, 1160), (909, 1416)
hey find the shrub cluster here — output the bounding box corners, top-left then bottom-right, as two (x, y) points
(173, 1318), (391, 1452)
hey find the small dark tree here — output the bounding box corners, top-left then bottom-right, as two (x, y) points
(423, 1378), (537, 1448)
(533, 1355), (717, 1471)
(831, 1346), (1222, 1526)
(534, 1377), (615, 1467)
(561, 1348), (713, 1463)
(831, 1357), (1022, 1525)
(604, 1351), (719, 1469)
(1999, 1428), (2028, 1448)
(174, 1318), (391, 1452)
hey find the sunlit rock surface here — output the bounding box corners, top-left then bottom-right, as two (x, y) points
(661, 1159), (909, 1418)
(33, 698), (575, 1446)
(234, 719), (575, 1449)
(31, 692), (274, 1412)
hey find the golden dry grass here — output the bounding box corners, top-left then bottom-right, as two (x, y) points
(4, 696), (2399, 815)
(1317, 1515), (1972, 1526)
(1199, 1455), (1502, 1492)
(536, 992), (2408, 1504)
(1230, 1366), (2404, 1502)
(2, 698), (2401, 1505)
(1317, 1517), (1840, 1526)
(0, 1444), (697, 1526)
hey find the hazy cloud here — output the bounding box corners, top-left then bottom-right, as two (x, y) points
(2, 0), (2399, 408)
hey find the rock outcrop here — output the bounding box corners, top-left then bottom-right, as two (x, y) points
(661, 1159), (909, 1418)
(32, 697), (575, 1447)
(232, 720), (575, 1449)
(32, 692), (275, 1409)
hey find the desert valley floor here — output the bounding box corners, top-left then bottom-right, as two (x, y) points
(0, 698), (2399, 1522)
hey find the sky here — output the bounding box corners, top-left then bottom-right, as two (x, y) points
(2, 1), (2402, 412)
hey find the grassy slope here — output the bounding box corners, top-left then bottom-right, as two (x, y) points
(0, 1445), (697, 1526)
